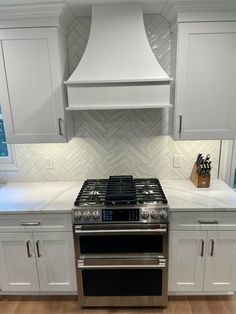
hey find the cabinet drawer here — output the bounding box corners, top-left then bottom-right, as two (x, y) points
(0, 213), (72, 232)
(170, 211), (236, 231)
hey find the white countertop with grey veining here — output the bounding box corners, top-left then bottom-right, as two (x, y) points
(0, 181), (83, 214)
(161, 179), (236, 211)
(0, 179), (235, 214)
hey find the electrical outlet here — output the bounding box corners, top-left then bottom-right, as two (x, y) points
(43, 156), (53, 169)
(173, 155), (183, 168)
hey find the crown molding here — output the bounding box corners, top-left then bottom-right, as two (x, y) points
(0, 2), (75, 32)
(162, 0), (236, 24)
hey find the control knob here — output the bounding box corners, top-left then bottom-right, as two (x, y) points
(83, 211), (91, 220)
(141, 210), (149, 220)
(92, 211), (100, 220)
(159, 209), (168, 220)
(74, 210), (82, 220)
(150, 210), (159, 220)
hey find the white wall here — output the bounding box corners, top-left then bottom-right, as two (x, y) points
(0, 14), (220, 182)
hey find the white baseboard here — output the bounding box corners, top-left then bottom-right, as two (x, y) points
(169, 291), (234, 296)
(0, 291), (77, 296)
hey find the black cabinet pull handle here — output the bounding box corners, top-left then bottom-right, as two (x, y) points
(26, 241), (32, 258)
(58, 118), (64, 137)
(179, 115), (182, 134)
(36, 240), (41, 258)
(200, 239), (204, 257)
(210, 239), (215, 256)
(21, 222), (41, 226)
(198, 220), (218, 225)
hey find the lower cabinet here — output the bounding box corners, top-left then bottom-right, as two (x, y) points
(169, 230), (236, 292)
(0, 233), (39, 291)
(169, 231), (205, 292)
(0, 231), (76, 292)
(34, 232), (76, 291)
(204, 231), (236, 292)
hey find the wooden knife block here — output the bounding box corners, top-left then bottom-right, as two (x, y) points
(190, 163), (210, 188)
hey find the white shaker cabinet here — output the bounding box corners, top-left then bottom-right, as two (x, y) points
(204, 231), (236, 292)
(33, 232), (76, 292)
(169, 212), (236, 293)
(0, 213), (76, 293)
(0, 27), (72, 143)
(0, 233), (39, 291)
(172, 21), (236, 140)
(169, 231), (206, 292)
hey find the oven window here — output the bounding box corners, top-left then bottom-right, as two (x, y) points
(82, 269), (162, 296)
(80, 235), (163, 254)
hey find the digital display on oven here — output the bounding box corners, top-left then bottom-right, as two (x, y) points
(102, 209), (139, 221)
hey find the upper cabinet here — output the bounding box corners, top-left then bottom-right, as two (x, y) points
(0, 4), (73, 144)
(171, 20), (236, 140)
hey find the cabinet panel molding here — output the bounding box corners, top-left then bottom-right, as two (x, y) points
(0, 27), (71, 144)
(204, 230), (236, 291)
(172, 21), (236, 140)
(0, 232), (39, 291)
(33, 232), (76, 292)
(169, 230), (206, 291)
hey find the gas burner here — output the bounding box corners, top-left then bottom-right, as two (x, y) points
(85, 191), (101, 205)
(141, 184), (154, 195)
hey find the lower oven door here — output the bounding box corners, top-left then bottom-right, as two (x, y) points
(77, 257), (167, 307)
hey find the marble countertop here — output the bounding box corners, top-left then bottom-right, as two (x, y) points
(0, 179), (235, 214)
(0, 181), (83, 214)
(161, 179), (236, 211)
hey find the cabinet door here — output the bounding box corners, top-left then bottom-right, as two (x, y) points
(174, 22), (236, 140)
(33, 232), (76, 291)
(0, 27), (67, 143)
(0, 233), (39, 291)
(204, 231), (236, 291)
(169, 231), (206, 292)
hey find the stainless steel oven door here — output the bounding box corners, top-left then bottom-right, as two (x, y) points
(74, 224), (168, 259)
(77, 257), (168, 307)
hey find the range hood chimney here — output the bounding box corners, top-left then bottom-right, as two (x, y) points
(65, 3), (171, 110)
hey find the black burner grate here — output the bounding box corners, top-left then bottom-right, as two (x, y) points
(135, 178), (168, 204)
(105, 176), (136, 205)
(74, 176), (168, 206)
(74, 179), (107, 206)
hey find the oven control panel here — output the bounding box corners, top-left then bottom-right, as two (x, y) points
(102, 209), (139, 222)
(73, 207), (168, 224)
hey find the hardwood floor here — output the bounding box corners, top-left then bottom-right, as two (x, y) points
(0, 296), (236, 314)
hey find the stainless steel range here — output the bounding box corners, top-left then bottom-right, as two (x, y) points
(72, 175), (169, 308)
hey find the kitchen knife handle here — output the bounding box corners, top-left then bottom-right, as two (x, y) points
(179, 115), (182, 134)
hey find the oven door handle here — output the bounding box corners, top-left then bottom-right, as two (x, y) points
(77, 260), (166, 269)
(74, 227), (167, 235)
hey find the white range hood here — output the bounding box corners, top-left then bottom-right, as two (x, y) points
(65, 3), (171, 110)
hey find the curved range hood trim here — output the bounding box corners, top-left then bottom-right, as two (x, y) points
(65, 3), (171, 110)
(66, 104), (171, 110)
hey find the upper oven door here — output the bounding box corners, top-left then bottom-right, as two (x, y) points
(74, 224), (168, 258)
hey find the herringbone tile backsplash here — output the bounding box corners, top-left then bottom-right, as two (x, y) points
(0, 15), (220, 182)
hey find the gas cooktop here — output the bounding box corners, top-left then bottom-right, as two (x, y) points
(72, 175), (169, 224)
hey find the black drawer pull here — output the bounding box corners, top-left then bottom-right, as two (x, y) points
(198, 220), (218, 225)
